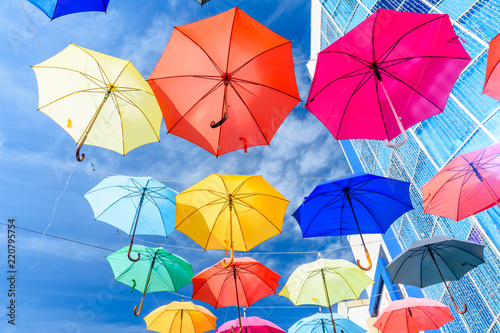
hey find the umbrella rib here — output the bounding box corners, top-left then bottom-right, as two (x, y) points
(228, 81), (270, 146)
(382, 55), (471, 67)
(233, 197), (284, 235)
(233, 205), (250, 252)
(37, 87), (110, 110)
(292, 269), (319, 305)
(431, 248), (462, 281)
(437, 243), (485, 263)
(231, 78), (301, 101)
(176, 196), (228, 231)
(203, 200), (231, 251)
(175, 28), (224, 75)
(325, 267), (361, 300)
(32, 66), (107, 88)
(300, 194), (345, 237)
(148, 74), (223, 81)
(107, 88), (127, 155)
(230, 41), (294, 76)
(74, 44), (114, 85)
(349, 194), (388, 233)
(455, 160), (472, 220)
(235, 268), (252, 306)
(415, 305), (440, 328)
(237, 265), (279, 293)
(225, 9), (238, 74)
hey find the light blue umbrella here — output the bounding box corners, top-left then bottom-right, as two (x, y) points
(289, 313), (366, 333)
(84, 176), (177, 261)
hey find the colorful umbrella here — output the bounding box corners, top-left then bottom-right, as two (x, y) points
(293, 173), (412, 270)
(106, 245), (193, 316)
(289, 313), (366, 333)
(373, 297), (454, 333)
(279, 259), (374, 333)
(144, 301), (217, 333)
(84, 176), (177, 261)
(32, 44), (162, 161)
(385, 235), (485, 314)
(148, 7), (300, 156)
(194, 0), (211, 5)
(27, 0), (109, 20)
(305, 8), (470, 148)
(175, 174), (289, 266)
(422, 142), (500, 220)
(483, 32), (500, 101)
(192, 257), (280, 331)
(216, 316), (285, 333)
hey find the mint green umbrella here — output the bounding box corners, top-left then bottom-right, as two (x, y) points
(106, 245), (193, 316)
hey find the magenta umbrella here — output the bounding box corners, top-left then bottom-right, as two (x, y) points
(215, 316), (285, 333)
(306, 9), (470, 148)
(373, 297), (454, 333)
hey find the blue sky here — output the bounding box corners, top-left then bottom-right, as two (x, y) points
(0, 0), (354, 332)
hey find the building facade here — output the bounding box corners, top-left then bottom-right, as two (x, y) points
(308, 0), (500, 332)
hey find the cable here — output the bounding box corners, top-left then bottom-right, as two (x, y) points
(18, 0), (46, 59)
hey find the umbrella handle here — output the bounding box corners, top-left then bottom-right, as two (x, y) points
(127, 242), (140, 262)
(451, 297), (468, 314)
(210, 114), (228, 128)
(356, 249), (372, 271)
(76, 139), (86, 161)
(222, 246), (234, 268)
(384, 131), (407, 149)
(134, 292), (146, 316)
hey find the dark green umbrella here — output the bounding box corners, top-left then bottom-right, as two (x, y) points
(106, 245), (193, 316)
(386, 235), (485, 314)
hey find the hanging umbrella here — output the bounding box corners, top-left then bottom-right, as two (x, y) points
(293, 173), (412, 270)
(27, 0), (109, 20)
(194, 0), (211, 5)
(305, 8), (470, 148)
(216, 316), (285, 333)
(373, 297), (454, 333)
(289, 313), (366, 333)
(192, 257), (280, 332)
(144, 301), (217, 333)
(106, 245), (193, 316)
(175, 174), (289, 266)
(32, 43), (162, 161)
(385, 235), (485, 314)
(147, 7), (300, 156)
(279, 259), (374, 333)
(422, 142), (500, 220)
(84, 175), (177, 261)
(483, 32), (500, 101)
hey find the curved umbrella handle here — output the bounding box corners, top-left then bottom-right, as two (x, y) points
(127, 240), (140, 262)
(230, 326), (241, 333)
(134, 292), (146, 316)
(222, 246), (234, 268)
(384, 130), (407, 149)
(210, 113), (228, 128)
(356, 249), (372, 271)
(451, 296), (468, 314)
(76, 140), (86, 161)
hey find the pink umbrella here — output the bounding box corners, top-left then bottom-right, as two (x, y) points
(215, 316), (285, 333)
(422, 142), (500, 220)
(373, 297), (454, 333)
(306, 9), (470, 148)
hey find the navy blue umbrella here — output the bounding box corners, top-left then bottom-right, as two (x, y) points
(293, 173), (412, 271)
(27, 0), (109, 20)
(386, 235), (485, 314)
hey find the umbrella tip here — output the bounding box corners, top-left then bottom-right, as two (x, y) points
(318, 252), (322, 259)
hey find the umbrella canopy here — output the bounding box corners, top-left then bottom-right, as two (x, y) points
(483, 33), (500, 101)
(280, 259), (373, 333)
(289, 313), (366, 333)
(194, 0), (211, 5)
(175, 174), (289, 266)
(386, 235), (485, 314)
(293, 173), (412, 270)
(84, 175), (177, 261)
(216, 316), (285, 333)
(305, 8), (470, 148)
(192, 257), (280, 330)
(27, 0), (109, 20)
(106, 245), (193, 316)
(148, 7), (300, 156)
(144, 301), (216, 333)
(373, 297), (454, 333)
(422, 142), (500, 221)
(32, 44), (162, 161)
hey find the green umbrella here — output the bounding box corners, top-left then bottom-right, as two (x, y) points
(106, 245), (193, 316)
(279, 259), (373, 333)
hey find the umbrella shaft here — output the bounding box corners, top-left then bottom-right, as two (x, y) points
(321, 270), (336, 333)
(78, 88), (112, 145)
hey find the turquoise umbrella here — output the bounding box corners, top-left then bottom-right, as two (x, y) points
(289, 313), (366, 333)
(106, 245), (193, 316)
(84, 176), (177, 261)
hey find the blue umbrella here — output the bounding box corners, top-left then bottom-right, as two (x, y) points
(27, 0), (109, 20)
(84, 176), (177, 261)
(293, 173), (412, 270)
(386, 235), (485, 314)
(289, 313), (366, 333)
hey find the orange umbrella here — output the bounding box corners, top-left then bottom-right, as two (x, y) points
(148, 7), (300, 156)
(484, 33), (500, 101)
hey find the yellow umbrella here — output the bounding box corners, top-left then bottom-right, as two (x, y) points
(175, 174), (289, 267)
(144, 301), (217, 333)
(32, 43), (162, 161)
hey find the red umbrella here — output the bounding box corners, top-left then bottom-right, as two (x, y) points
(148, 7), (300, 156)
(422, 142), (500, 220)
(483, 33), (500, 101)
(373, 297), (454, 333)
(305, 9), (470, 148)
(192, 257), (280, 331)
